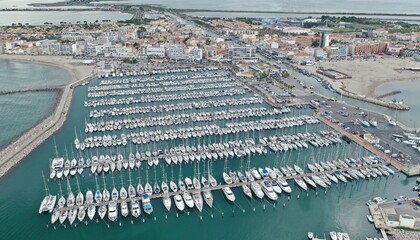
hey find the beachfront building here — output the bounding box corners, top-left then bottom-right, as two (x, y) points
(228, 45), (258, 63)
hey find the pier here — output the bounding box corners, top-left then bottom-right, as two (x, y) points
(314, 112), (409, 173)
(0, 73), (96, 179)
(57, 162), (388, 213)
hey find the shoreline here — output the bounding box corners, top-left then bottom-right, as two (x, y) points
(0, 55), (96, 179)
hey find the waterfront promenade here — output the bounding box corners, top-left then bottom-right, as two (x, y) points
(0, 73), (96, 179)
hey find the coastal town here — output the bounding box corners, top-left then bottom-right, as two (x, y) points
(0, 4), (420, 240)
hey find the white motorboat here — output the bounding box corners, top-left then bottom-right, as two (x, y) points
(261, 181), (278, 201)
(142, 194), (153, 215)
(183, 191), (194, 208)
(119, 200), (128, 217)
(174, 194), (185, 211)
(222, 187), (235, 202)
(277, 178), (292, 193)
(250, 182), (264, 199)
(108, 201), (118, 221)
(131, 199), (141, 218)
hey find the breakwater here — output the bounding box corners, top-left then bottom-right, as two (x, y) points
(0, 73), (96, 179)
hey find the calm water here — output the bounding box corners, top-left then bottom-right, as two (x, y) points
(283, 65), (420, 128)
(0, 60), (72, 148)
(375, 79), (420, 128)
(0, 11), (132, 26)
(93, 0), (420, 14)
(0, 70), (418, 240)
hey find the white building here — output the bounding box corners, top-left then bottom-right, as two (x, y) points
(146, 46), (165, 57)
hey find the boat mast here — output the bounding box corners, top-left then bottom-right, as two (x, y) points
(42, 171), (49, 196)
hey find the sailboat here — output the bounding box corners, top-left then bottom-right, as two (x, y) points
(75, 176), (84, 207)
(102, 173), (110, 202)
(202, 189), (213, 208)
(66, 177), (75, 207)
(136, 167), (144, 196)
(120, 173), (128, 200)
(39, 172), (56, 214)
(128, 169), (136, 198)
(111, 172), (119, 201)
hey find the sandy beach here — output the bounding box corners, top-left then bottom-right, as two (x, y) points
(304, 56), (420, 98)
(0, 54), (95, 81)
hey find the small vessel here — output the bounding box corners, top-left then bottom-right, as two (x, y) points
(51, 209), (60, 224)
(174, 194), (185, 211)
(87, 204), (96, 220)
(68, 208), (77, 225)
(59, 209), (68, 224)
(170, 180), (178, 192)
(98, 205), (107, 219)
(120, 200), (129, 217)
(192, 192), (203, 212)
(261, 180), (278, 201)
(77, 206), (86, 222)
(329, 231), (337, 240)
(222, 187), (235, 202)
(108, 201), (118, 221)
(208, 174), (218, 187)
(222, 172), (233, 184)
(308, 232), (313, 239)
(250, 182), (264, 199)
(142, 194), (153, 215)
(202, 190), (214, 208)
(183, 191), (194, 208)
(242, 185), (253, 198)
(367, 214), (374, 223)
(163, 195), (172, 211)
(131, 199), (141, 218)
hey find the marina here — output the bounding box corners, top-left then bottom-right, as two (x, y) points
(33, 67), (400, 238)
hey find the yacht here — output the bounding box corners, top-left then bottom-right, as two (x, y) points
(185, 178), (194, 190)
(261, 180), (278, 201)
(131, 199), (141, 218)
(108, 201), (118, 221)
(174, 194), (185, 211)
(270, 181), (282, 194)
(142, 194), (153, 215)
(250, 182), (264, 199)
(183, 191), (194, 208)
(329, 231), (337, 240)
(51, 209), (60, 224)
(170, 180), (178, 192)
(59, 209), (68, 224)
(208, 175), (218, 187)
(222, 187), (235, 202)
(277, 178), (292, 193)
(121, 200), (129, 217)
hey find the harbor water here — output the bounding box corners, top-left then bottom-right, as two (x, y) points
(0, 60), (72, 148)
(0, 67), (418, 240)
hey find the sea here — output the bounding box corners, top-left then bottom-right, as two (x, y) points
(0, 64), (418, 240)
(0, 60), (72, 148)
(0, 0), (420, 25)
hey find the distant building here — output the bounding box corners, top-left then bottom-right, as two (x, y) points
(353, 42), (388, 56)
(228, 45), (258, 63)
(319, 28), (333, 48)
(338, 46), (349, 57)
(387, 46), (402, 55)
(146, 46), (165, 58)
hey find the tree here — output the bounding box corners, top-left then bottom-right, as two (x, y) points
(311, 39), (320, 47)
